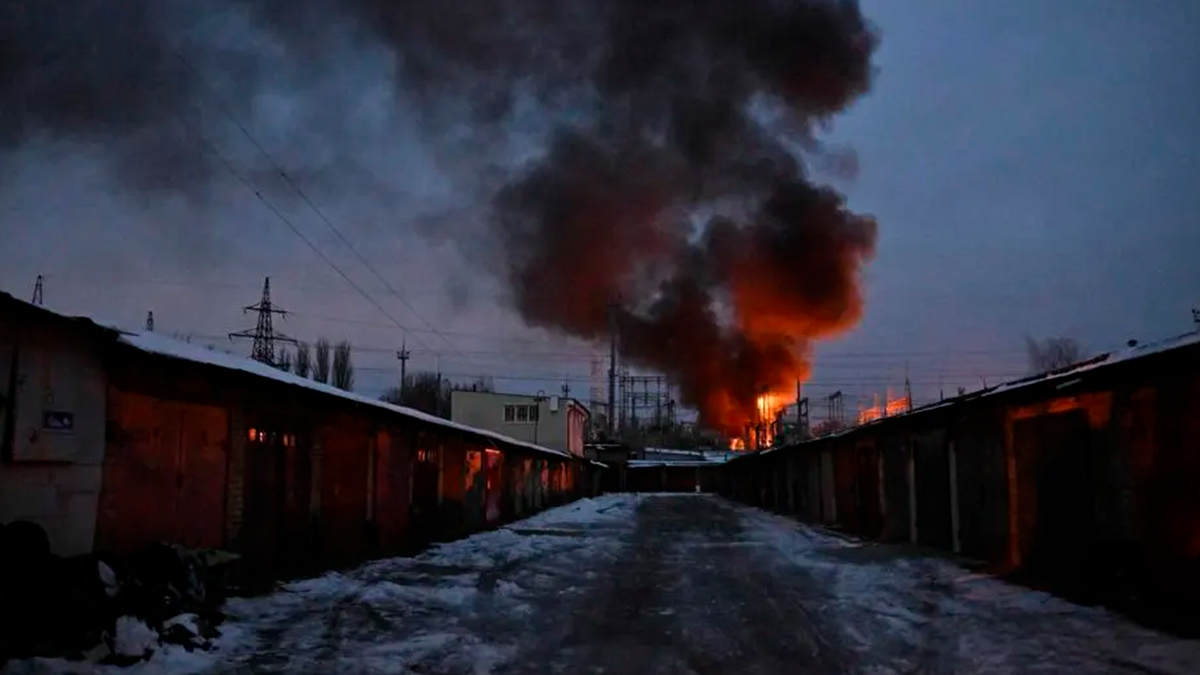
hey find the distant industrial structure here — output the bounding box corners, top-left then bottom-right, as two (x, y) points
(450, 389), (590, 457)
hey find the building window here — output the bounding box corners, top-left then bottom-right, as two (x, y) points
(504, 404), (539, 424)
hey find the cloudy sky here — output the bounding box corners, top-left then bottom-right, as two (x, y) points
(1, 0), (1197, 424)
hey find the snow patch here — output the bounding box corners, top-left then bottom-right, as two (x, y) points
(728, 501), (1200, 675)
(113, 617), (157, 660)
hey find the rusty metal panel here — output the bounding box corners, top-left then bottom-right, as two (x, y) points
(240, 431), (283, 576)
(279, 434), (314, 575)
(833, 441), (857, 531)
(464, 448), (485, 531)
(485, 449), (503, 524)
(803, 451), (822, 520)
(410, 434), (441, 548)
(504, 453), (524, 519)
(177, 403), (228, 550)
(879, 433), (910, 543)
(97, 391), (179, 554)
(1012, 410), (1094, 582)
(954, 410), (1008, 562)
(373, 429), (412, 556)
(855, 440), (883, 538)
(522, 458), (535, 512)
(97, 390), (227, 555)
(439, 440), (466, 537)
(319, 417), (370, 568)
(914, 429), (952, 549)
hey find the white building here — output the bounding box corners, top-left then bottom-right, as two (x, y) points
(450, 390), (589, 457)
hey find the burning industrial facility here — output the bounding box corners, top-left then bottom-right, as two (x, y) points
(493, 1), (881, 438)
(2, 0), (881, 440)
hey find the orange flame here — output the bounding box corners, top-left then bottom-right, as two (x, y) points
(857, 388), (911, 425)
(727, 390), (791, 450)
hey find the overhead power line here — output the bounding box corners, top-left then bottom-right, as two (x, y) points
(171, 47), (471, 361)
(187, 126), (435, 351)
(179, 333), (1027, 377)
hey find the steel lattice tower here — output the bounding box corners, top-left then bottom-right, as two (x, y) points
(230, 277), (296, 365)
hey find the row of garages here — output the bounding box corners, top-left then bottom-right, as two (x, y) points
(1, 293), (603, 585)
(718, 332), (1200, 628)
(621, 462), (724, 493)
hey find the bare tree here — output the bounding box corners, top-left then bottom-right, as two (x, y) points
(314, 339), (331, 384)
(393, 371), (450, 418)
(295, 342), (312, 378)
(276, 348), (293, 373)
(1025, 336), (1085, 374)
(332, 340), (355, 391)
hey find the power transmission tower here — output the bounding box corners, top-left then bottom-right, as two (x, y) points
(229, 277), (296, 365)
(145, 311), (155, 332)
(31, 275), (44, 306)
(561, 377), (571, 398)
(827, 390), (844, 426)
(396, 341), (410, 400)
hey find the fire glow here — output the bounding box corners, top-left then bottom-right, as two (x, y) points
(857, 390), (911, 425)
(493, 1), (880, 438)
(729, 391), (790, 451)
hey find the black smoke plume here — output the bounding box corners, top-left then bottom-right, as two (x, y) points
(1, 0), (880, 434)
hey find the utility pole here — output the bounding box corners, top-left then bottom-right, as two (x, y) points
(396, 341), (410, 402)
(1193, 307), (1199, 328)
(229, 277), (296, 366)
(145, 311), (154, 332)
(642, 377), (650, 429)
(607, 297), (619, 436)
(795, 378), (811, 441)
(435, 354), (443, 417)
(904, 364), (914, 413)
(31, 275), (43, 306)
(798, 397), (810, 440)
(561, 377), (571, 398)
(795, 379), (802, 425)
(655, 376), (663, 428)
(532, 390), (548, 445)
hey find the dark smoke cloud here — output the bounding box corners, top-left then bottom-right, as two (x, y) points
(492, 1), (880, 434)
(1, 0), (879, 434)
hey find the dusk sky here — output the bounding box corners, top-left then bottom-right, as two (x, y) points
(1, 0), (1197, 424)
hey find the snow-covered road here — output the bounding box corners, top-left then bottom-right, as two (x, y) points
(8, 494), (1200, 674)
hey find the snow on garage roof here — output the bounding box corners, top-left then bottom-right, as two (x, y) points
(119, 330), (572, 460)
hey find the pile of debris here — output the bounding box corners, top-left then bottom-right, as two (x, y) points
(0, 520), (237, 667)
